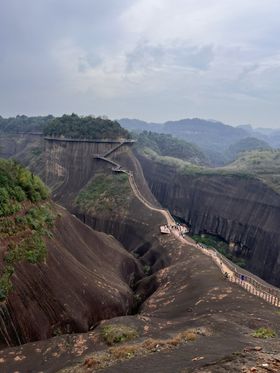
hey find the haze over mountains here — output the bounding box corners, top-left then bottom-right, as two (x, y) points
(119, 117), (277, 165)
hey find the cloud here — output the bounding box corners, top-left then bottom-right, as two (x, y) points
(0, 0), (280, 127)
(125, 42), (214, 72)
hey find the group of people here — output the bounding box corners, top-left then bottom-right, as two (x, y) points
(168, 223), (189, 236)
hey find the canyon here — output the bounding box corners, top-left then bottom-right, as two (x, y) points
(1, 131), (280, 372)
(138, 153), (280, 287)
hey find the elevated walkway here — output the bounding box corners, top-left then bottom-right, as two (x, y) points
(103, 141), (127, 157)
(44, 137), (136, 144)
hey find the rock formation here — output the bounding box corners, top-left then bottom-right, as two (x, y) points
(138, 154), (280, 286)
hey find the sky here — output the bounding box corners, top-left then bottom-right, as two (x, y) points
(1, 0), (280, 128)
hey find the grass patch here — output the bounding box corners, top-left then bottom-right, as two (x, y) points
(79, 327), (207, 372)
(101, 324), (139, 346)
(252, 327), (276, 339)
(75, 173), (132, 214)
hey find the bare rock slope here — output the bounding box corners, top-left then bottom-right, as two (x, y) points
(1, 204), (140, 347)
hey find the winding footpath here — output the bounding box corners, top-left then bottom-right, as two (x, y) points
(95, 143), (280, 308)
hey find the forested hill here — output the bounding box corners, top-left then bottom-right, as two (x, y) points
(226, 137), (271, 161)
(0, 115), (53, 133)
(0, 114), (131, 140)
(119, 118), (277, 165)
(119, 117), (248, 151)
(135, 131), (208, 165)
(43, 114), (131, 140)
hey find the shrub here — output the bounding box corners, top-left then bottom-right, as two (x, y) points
(101, 324), (139, 346)
(252, 327), (276, 339)
(0, 159), (49, 217)
(0, 160), (53, 302)
(0, 266), (14, 301)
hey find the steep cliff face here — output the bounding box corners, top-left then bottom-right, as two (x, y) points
(0, 133), (45, 180)
(42, 138), (163, 245)
(44, 138), (133, 203)
(138, 154), (280, 287)
(42, 138), (172, 304)
(0, 204), (140, 347)
(0, 133), (43, 159)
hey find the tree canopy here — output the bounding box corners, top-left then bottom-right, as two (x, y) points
(0, 159), (49, 216)
(43, 114), (131, 140)
(0, 115), (53, 133)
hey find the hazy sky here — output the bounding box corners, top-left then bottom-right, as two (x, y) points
(1, 0), (280, 127)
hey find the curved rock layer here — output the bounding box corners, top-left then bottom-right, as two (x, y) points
(138, 154), (280, 287)
(0, 205), (140, 347)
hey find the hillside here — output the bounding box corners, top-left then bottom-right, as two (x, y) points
(0, 159), (140, 346)
(119, 117), (250, 165)
(226, 137), (271, 162)
(137, 144), (280, 195)
(224, 149), (280, 194)
(135, 131), (208, 165)
(0, 159), (50, 300)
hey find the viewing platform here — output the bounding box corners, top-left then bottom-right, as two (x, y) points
(44, 136), (136, 144)
(160, 225), (171, 234)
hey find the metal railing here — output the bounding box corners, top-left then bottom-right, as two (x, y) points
(197, 244), (280, 307)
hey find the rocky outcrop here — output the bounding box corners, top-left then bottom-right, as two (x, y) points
(0, 205), (140, 347)
(42, 138), (173, 310)
(138, 154), (280, 287)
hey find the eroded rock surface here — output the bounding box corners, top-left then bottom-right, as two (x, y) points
(138, 154), (280, 287)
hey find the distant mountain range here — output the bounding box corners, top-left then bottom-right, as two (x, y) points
(119, 118), (278, 165)
(237, 124), (280, 148)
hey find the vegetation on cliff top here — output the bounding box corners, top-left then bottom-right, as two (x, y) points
(0, 115), (52, 133)
(141, 148), (253, 179)
(75, 173), (132, 214)
(0, 159), (49, 216)
(226, 137), (271, 161)
(43, 114), (131, 140)
(135, 131), (208, 165)
(142, 147), (280, 194)
(224, 149), (280, 194)
(0, 159), (54, 301)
